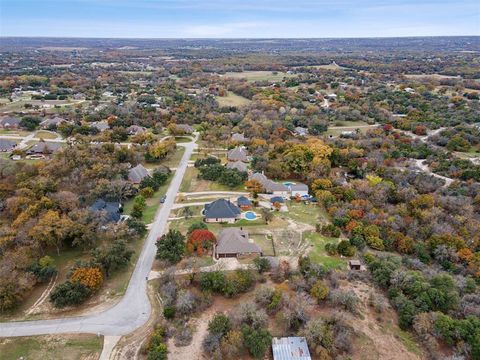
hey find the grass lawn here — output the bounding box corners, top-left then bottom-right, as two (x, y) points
(279, 201), (328, 227)
(0, 129), (31, 136)
(179, 167), (246, 193)
(162, 146), (185, 168)
(0, 334), (103, 360)
(304, 231), (346, 269)
(35, 130), (59, 139)
(224, 71), (294, 83)
(123, 173), (174, 224)
(216, 91), (252, 107)
(250, 234), (275, 256)
(175, 136), (193, 143)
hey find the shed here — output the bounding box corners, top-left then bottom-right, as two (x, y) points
(237, 196), (252, 210)
(270, 196), (285, 204)
(348, 260), (361, 270)
(272, 337), (311, 360)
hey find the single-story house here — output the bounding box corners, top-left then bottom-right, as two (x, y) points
(89, 199), (121, 223)
(272, 337), (311, 360)
(226, 160), (248, 173)
(41, 116), (66, 129)
(0, 139), (16, 152)
(237, 196), (253, 210)
(288, 183), (309, 198)
(250, 172), (289, 197)
(127, 125), (146, 135)
(294, 127), (309, 137)
(128, 164), (150, 184)
(0, 116), (21, 129)
(204, 198), (241, 223)
(340, 131), (356, 138)
(227, 146), (248, 163)
(26, 142), (62, 155)
(176, 124), (194, 134)
(214, 228), (262, 259)
(231, 133), (249, 142)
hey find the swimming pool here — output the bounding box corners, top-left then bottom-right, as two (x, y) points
(283, 181), (296, 186)
(244, 211), (257, 220)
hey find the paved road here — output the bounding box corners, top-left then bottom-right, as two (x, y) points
(0, 137), (197, 337)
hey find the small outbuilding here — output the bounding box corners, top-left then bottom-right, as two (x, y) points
(270, 196), (285, 204)
(348, 260), (362, 270)
(272, 337), (311, 360)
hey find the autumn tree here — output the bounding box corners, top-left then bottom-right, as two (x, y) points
(70, 267), (103, 291)
(187, 229), (216, 256)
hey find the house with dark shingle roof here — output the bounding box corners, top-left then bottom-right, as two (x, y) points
(250, 172), (289, 196)
(89, 199), (121, 223)
(41, 116), (66, 129)
(127, 125), (146, 135)
(226, 160), (248, 173)
(204, 198), (241, 223)
(0, 139), (16, 152)
(26, 142), (62, 156)
(214, 228), (262, 259)
(128, 164), (150, 184)
(227, 146), (248, 163)
(0, 116), (21, 129)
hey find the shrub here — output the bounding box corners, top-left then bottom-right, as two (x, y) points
(337, 240), (356, 257)
(329, 289), (360, 315)
(220, 330), (243, 358)
(200, 271), (226, 293)
(320, 224), (341, 237)
(50, 281), (91, 308)
(253, 257), (271, 273)
(310, 280), (329, 303)
(163, 306), (176, 319)
(208, 313), (231, 336)
(241, 325), (272, 359)
(140, 187), (154, 198)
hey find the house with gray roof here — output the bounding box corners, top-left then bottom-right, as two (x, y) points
(227, 146), (248, 163)
(128, 164), (150, 184)
(287, 183), (309, 197)
(294, 127), (309, 137)
(176, 124), (194, 134)
(250, 172), (289, 196)
(272, 337), (311, 360)
(231, 133), (249, 142)
(204, 198), (241, 223)
(127, 125), (146, 135)
(0, 139), (16, 152)
(89, 199), (121, 223)
(226, 160), (248, 173)
(0, 116), (21, 129)
(214, 227), (262, 259)
(41, 116), (66, 129)
(26, 142), (62, 156)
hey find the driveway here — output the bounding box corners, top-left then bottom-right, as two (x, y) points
(0, 136), (198, 337)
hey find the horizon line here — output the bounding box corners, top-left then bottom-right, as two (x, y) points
(1, 35), (479, 40)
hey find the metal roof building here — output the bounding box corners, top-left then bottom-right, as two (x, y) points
(272, 337), (311, 360)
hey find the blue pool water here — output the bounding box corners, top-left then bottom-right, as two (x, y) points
(283, 181), (296, 186)
(244, 211), (257, 220)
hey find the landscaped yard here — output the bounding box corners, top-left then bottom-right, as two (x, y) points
(278, 201), (328, 227)
(175, 136), (193, 143)
(216, 91), (252, 107)
(0, 334), (103, 360)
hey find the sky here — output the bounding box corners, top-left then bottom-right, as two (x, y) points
(0, 0), (479, 38)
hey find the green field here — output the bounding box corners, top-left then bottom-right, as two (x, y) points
(179, 167), (245, 193)
(216, 91), (252, 107)
(224, 71), (294, 83)
(0, 334), (103, 360)
(35, 130), (59, 139)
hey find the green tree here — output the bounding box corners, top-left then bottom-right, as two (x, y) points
(156, 230), (185, 264)
(241, 325), (272, 359)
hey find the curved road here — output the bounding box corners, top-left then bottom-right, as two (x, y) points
(0, 137), (197, 337)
